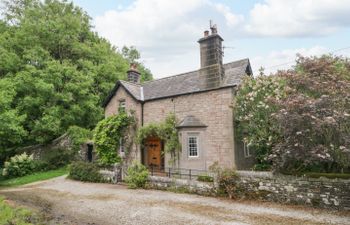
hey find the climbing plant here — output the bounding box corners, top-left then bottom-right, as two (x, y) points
(137, 114), (181, 164)
(93, 112), (136, 165)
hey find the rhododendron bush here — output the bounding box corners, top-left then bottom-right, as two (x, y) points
(234, 56), (350, 173)
(234, 75), (286, 170)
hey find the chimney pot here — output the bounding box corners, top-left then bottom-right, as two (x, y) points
(130, 63), (137, 71)
(204, 30), (209, 37)
(211, 26), (217, 34)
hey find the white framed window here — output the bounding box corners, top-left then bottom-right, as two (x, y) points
(244, 140), (251, 158)
(188, 136), (199, 157)
(118, 99), (126, 112)
(119, 138), (124, 153)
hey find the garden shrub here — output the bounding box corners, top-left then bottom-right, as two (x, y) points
(1, 153), (37, 178)
(32, 160), (50, 172)
(217, 169), (239, 199)
(270, 56), (350, 173)
(197, 174), (214, 182)
(125, 161), (149, 189)
(68, 161), (104, 182)
(234, 55), (350, 173)
(233, 74), (286, 170)
(209, 162), (239, 199)
(41, 149), (72, 170)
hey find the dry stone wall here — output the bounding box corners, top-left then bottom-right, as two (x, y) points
(148, 175), (215, 196)
(234, 171), (350, 210)
(148, 171), (350, 210)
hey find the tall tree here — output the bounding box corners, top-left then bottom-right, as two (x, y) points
(0, 0), (152, 161)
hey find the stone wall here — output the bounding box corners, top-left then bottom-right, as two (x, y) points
(104, 85), (254, 170)
(233, 171), (350, 210)
(148, 176), (215, 196)
(19, 134), (95, 162)
(104, 86), (142, 166)
(19, 134), (72, 160)
(148, 171), (350, 210)
(104, 86), (142, 122)
(143, 87), (236, 170)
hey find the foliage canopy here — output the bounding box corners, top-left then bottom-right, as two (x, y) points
(0, 0), (152, 162)
(234, 55), (350, 173)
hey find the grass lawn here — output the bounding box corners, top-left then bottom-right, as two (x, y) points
(0, 196), (43, 225)
(0, 167), (68, 188)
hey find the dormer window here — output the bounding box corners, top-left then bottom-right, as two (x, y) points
(118, 99), (126, 112)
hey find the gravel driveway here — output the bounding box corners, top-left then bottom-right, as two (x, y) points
(1, 176), (349, 225)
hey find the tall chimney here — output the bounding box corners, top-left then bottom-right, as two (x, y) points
(127, 63), (140, 84)
(198, 23), (224, 89)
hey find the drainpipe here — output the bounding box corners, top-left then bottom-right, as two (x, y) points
(140, 102), (144, 165)
(141, 102), (144, 126)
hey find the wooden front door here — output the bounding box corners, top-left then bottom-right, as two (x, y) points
(146, 138), (161, 168)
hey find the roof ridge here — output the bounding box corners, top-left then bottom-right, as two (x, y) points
(142, 69), (197, 85)
(142, 58), (249, 86)
(120, 80), (141, 87)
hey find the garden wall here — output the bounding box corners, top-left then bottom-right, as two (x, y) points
(235, 171), (350, 210)
(148, 176), (215, 196)
(148, 171), (350, 210)
(18, 133), (91, 161)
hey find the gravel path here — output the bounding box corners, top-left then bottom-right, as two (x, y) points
(1, 176), (349, 225)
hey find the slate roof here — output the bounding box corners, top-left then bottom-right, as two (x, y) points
(176, 115), (207, 128)
(103, 58), (252, 106)
(120, 81), (142, 100)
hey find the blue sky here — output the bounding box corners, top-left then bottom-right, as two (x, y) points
(72, 0), (350, 78)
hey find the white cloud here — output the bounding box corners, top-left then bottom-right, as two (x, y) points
(245, 0), (350, 37)
(92, 0), (350, 78)
(213, 3), (244, 27)
(93, 0), (243, 77)
(251, 46), (329, 75)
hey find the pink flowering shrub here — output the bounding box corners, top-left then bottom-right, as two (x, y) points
(233, 75), (286, 170)
(234, 55), (350, 173)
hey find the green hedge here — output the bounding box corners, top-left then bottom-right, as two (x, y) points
(303, 172), (350, 179)
(68, 161), (104, 183)
(197, 174), (214, 182)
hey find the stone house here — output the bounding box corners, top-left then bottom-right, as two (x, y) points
(103, 26), (254, 171)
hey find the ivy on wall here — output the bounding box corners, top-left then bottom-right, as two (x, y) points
(93, 112), (136, 165)
(137, 114), (181, 164)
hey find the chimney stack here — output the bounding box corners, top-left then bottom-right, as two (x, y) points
(198, 23), (224, 89)
(127, 63), (140, 84)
